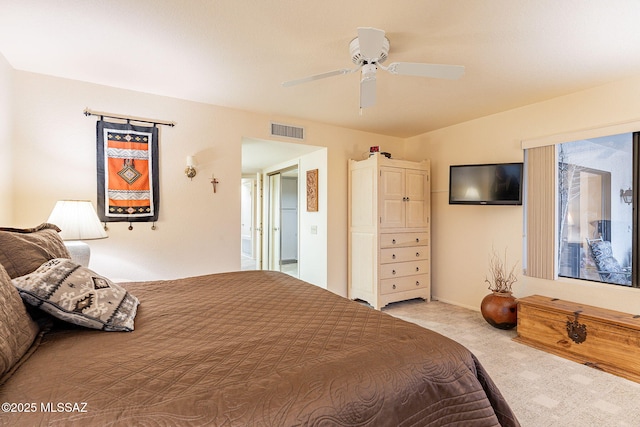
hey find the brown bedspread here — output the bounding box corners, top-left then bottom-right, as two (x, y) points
(1, 271), (519, 426)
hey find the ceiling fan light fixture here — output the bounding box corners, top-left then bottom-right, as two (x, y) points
(349, 36), (389, 65)
(361, 63), (377, 82)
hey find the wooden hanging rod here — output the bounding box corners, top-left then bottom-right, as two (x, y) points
(83, 108), (176, 127)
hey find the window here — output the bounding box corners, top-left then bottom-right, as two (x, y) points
(557, 133), (633, 286)
(525, 130), (638, 288)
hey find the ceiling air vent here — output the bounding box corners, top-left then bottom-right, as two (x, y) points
(270, 122), (305, 140)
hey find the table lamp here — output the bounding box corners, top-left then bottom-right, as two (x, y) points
(47, 200), (108, 266)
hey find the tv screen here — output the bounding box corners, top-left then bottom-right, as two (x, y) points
(449, 163), (523, 205)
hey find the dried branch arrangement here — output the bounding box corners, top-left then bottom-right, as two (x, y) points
(485, 247), (518, 293)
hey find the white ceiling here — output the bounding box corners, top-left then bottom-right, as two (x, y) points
(241, 137), (322, 174)
(2, 0), (640, 141)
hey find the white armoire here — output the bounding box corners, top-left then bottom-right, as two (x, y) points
(348, 153), (431, 309)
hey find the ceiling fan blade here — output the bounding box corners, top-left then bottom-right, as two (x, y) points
(357, 27), (386, 61)
(385, 62), (465, 80)
(282, 68), (355, 87)
(360, 76), (376, 109)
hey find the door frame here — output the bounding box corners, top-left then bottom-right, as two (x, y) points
(240, 173), (263, 270)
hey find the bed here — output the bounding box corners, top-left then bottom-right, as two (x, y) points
(0, 225), (520, 426)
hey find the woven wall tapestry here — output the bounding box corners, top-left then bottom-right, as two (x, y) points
(96, 120), (159, 224)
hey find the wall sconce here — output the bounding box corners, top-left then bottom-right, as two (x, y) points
(620, 187), (633, 204)
(185, 156), (196, 180)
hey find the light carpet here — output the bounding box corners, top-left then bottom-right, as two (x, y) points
(383, 299), (640, 427)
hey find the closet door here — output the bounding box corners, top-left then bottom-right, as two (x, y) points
(268, 172), (281, 271)
(280, 176), (298, 263)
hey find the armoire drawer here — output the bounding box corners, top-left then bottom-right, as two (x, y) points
(380, 232), (429, 248)
(380, 274), (429, 295)
(380, 247), (428, 264)
(380, 260), (429, 279)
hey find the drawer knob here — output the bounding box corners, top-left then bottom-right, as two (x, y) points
(416, 267), (420, 272)
(416, 238), (420, 243)
(392, 284), (396, 290)
(415, 252), (420, 257)
(392, 269), (396, 275)
(416, 281), (420, 286)
(392, 239), (396, 244)
(392, 254), (396, 259)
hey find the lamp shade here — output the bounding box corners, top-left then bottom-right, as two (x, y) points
(47, 200), (108, 241)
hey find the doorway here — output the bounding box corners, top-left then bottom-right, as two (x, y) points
(241, 136), (327, 287)
(267, 166), (299, 277)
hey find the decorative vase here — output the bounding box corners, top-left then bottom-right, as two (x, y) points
(480, 291), (517, 330)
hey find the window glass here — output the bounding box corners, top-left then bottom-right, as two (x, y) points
(557, 133), (633, 286)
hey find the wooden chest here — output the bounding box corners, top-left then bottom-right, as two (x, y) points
(514, 295), (640, 383)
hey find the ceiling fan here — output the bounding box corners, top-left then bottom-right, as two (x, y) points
(282, 27), (465, 109)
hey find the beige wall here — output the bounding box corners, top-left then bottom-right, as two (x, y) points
(11, 62), (640, 313)
(405, 75), (640, 314)
(298, 148), (328, 287)
(9, 70), (402, 296)
(0, 54), (12, 224)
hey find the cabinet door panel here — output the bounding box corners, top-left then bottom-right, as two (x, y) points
(380, 167), (405, 228)
(380, 200), (404, 228)
(380, 168), (404, 198)
(405, 169), (429, 228)
(405, 170), (426, 200)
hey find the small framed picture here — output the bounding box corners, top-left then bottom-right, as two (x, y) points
(306, 169), (318, 212)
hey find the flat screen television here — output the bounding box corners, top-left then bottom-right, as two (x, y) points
(449, 162), (523, 205)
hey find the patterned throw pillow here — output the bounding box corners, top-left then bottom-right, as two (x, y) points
(12, 259), (139, 332)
